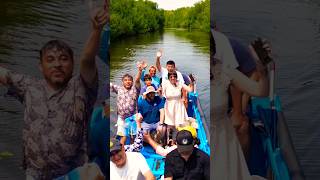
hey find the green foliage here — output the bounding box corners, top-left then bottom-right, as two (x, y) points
(110, 0), (165, 40)
(164, 0), (209, 32)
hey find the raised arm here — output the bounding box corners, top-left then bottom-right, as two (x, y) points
(155, 50), (162, 72)
(140, 69), (146, 82)
(226, 45), (269, 97)
(139, 60), (148, 81)
(110, 82), (119, 94)
(135, 66), (143, 89)
(181, 75), (195, 92)
(80, 8), (108, 87)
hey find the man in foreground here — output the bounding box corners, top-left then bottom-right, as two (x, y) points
(0, 8), (107, 179)
(110, 138), (155, 180)
(164, 130), (210, 180)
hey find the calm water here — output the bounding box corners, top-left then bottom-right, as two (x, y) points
(214, 0), (320, 178)
(0, 0), (107, 179)
(109, 29), (210, 134)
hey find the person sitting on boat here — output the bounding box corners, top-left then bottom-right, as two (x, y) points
(138, 86), (166, 133)
(110, 138), (156, 180)
(155, 49), (185, 84)
(164, 129), (210, 180)
(180, 73), (196, 111)
(88, 100), (110, 178)
(211, 27), (269, 180)
(107, 113), (144, 153)
(144, 126), (200, 157)
(110, 66), (142, 145)
(139, 60), (160, 88)
(140, 74), (158, 95)
(155, 49), (189, 110)
(228, 37), (270, 160)
(162, 72), (194, 129)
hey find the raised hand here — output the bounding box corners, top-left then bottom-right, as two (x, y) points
(156, 49), (163, 58)
(248, 43), (268, 76)
(137, 60), (148, 69)
(250, 38), (273, 65)
(189, 74), (196, 83)
(91, 7), (108, 30)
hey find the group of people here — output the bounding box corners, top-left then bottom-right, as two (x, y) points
(211, 24), (271, 180)
(110, 50), (210, 179)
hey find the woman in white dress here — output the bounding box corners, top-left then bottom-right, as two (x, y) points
(211, 29), (269, 180)
(162, 72), (194, 128)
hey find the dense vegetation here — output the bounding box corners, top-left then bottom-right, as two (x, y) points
(164, 0), (209, 32)
(110, 0), (165, 40)
(110, 0), (209, 40)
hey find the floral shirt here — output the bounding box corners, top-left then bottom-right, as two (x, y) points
(5, 70), (98, 179)
(110, 84), (140, 119)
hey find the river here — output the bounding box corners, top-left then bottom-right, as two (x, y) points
(109, 29), (210, 135)
(214, 0), (320, 178)
(0, 0), (107, 179)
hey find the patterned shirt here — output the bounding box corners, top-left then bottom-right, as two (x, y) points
(5, 70), (98, 179)
(110, 84), (140, 119)
(124, 128), (143, 152)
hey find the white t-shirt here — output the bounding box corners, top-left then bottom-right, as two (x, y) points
(110, 152), (151, 180)
(160, 67), (185, 84)
(212, 30), (239, 70)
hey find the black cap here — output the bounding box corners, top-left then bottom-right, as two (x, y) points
(176, 130), (194, 153)
(110, 138), (122, 153)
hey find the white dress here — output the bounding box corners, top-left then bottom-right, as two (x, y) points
(162, 80), (189, 126)
(211, 30), (263, 180)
